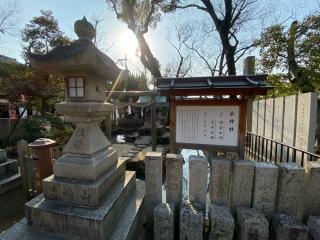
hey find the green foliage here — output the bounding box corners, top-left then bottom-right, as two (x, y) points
(22, 10), (71, 57)
(23, 113), (74, 149)
(264, 74), (300, 98)
(259, 13), (320, 93)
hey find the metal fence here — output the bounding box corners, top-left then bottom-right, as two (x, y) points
(245, 131), (320, 167)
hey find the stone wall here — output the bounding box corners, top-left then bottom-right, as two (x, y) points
(248, 92), (319, 162)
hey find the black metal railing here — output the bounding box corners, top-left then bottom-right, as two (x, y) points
(245, 131), (320, 167)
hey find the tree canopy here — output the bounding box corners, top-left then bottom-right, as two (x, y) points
(21, 10), (71, 57)
(260, 14), (320, 92)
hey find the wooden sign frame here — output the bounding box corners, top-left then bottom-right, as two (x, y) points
(169, 98), (247, 157)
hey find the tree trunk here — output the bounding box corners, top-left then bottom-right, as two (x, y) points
(225, 46), (236, 75)
(136, 34), (162, 78)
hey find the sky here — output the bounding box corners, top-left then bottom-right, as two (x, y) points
(0, 0), (319, 75)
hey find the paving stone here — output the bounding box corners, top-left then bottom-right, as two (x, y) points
(189, 155), (208, 212)
(252, 162), (278, 219)
(275, 163), (304, 218)
(180, 201), (204, 240)
(154, 203), (174, 240)
(208, 204), (234, 240)
(236, 207), (269, 240)
(307, 216), (320, 240)
(271, 213), (309, 240)
(209, 158), (231, 206)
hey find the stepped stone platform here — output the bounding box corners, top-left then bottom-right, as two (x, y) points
(0, 151), (21, 196)
(0, 180), (145, 240)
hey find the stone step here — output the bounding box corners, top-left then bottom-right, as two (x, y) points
(43, 159), (126, 208)
(0, 173), (21, 195)
(0, 159), (19, 179)
(110, 180), (145, 240)
(25, 171), (136, 240)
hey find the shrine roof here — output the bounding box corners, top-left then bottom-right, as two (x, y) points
(156, 74), (271, 96)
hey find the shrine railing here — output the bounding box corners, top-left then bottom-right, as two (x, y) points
(245, 131), (320, 167)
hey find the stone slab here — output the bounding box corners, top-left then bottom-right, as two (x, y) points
(53, 148), (118, 181)
(209, 158), (231, 206)
(0, 173), (22, 195)
(271, 213), (309, 240)
(145, 152), (162, 230)
(208, 204), (234, 240)
(25, 171), (136, 240)
(230, 160), (255, 213)
(110, 180), (145, 240)
(304, 161), (320, 217)
(251, 101), (258, 134)
(275, 163), (304, 218)
(154, 203), (174, 240)
(283, 95), (297, 161)
(189, 155), (208, 212)
(295, 92), (318, 153)
(252, 162), (278, 219)
(257, 99), (265, 136)
(307, 216), (320, 240)
(180, 201), (204, 240)
(0, 159), (19, 179)
(273, 97), (284, 161)
(43, 159), (126, 207)
(166, 154), (183, 208)
(236, 207), (269, 240)
(264, 98), (274, 160)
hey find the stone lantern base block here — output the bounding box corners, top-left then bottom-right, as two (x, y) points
(25, 171), (144, 240)
(53, 147), (118, 181)
(0, 180), (145, 240)
(43, 159), (126, 207)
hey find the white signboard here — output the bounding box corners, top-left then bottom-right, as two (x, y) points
(176, 105), (240, 146)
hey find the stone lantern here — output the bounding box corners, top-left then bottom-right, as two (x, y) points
(16, 17), (146, 240)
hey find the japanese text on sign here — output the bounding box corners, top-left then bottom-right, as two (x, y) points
(176, 105), (239, 146)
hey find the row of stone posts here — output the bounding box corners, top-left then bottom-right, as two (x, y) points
(145, 151), (320, 239)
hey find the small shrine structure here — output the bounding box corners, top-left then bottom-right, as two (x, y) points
(1, 17), (145, 240)
(156, 75), (270, 157)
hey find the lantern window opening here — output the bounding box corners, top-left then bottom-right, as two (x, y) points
(68, 77), (85, 98)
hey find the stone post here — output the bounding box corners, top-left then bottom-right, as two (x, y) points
(180, 201), (204, 240)
(304, 161), (320, 217)
(275, 163), (304, 218)
(307, 216), (320, 240)
(236, 207), (269, 240)
(166, 154), (183, 208)
(252, 162), (278, 219)
(208, 204), (234, 240)
(209, 158), (231, 206)
(271, 214), (309, 240)
(189, 155), (208, 212)
(230, 160), (255, 213)
(243, 56), (256, 75)
(154, 203), (174, 240)
(145, 151), (163, 231)
(17, 139), (30, 196)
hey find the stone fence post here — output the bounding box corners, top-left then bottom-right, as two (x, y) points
(145, 152), (163, 232)
(189, 155), (208, 212)
(166, 154), (183, 208)
(17, 139), (33, 196)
